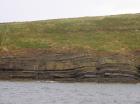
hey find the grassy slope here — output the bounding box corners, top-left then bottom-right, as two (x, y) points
(0, 13), (140, 52)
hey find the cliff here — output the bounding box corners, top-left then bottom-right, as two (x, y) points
(0, 13), (140, 82)
(0, 49), (140, 82)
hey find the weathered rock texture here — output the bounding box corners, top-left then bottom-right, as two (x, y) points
(0, 50), (140, 82)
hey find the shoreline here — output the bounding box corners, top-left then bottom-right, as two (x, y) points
(0, 78), (139, 83)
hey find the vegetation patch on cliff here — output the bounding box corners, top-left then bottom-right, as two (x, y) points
(0, 13), (140, 53)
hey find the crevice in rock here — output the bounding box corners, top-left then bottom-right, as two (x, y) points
(136, 65), (140, 77)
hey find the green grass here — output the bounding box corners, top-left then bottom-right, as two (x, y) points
(0, 13), (140, 52)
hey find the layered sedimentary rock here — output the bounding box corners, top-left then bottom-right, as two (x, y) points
(0, 51), (140, 82)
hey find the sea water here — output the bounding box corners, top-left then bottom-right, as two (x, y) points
(0, 81), (140, 104)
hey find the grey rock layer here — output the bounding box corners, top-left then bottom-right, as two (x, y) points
(0, 52), (140, 82)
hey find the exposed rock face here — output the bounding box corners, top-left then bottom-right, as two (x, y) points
(0, 51), (140, 82)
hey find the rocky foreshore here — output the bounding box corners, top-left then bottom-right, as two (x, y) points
(0, 50), (140, 83)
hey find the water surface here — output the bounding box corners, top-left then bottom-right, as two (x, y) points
(0, 81), (140, 104)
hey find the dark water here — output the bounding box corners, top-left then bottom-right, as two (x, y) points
(0, 81), (140, 104)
